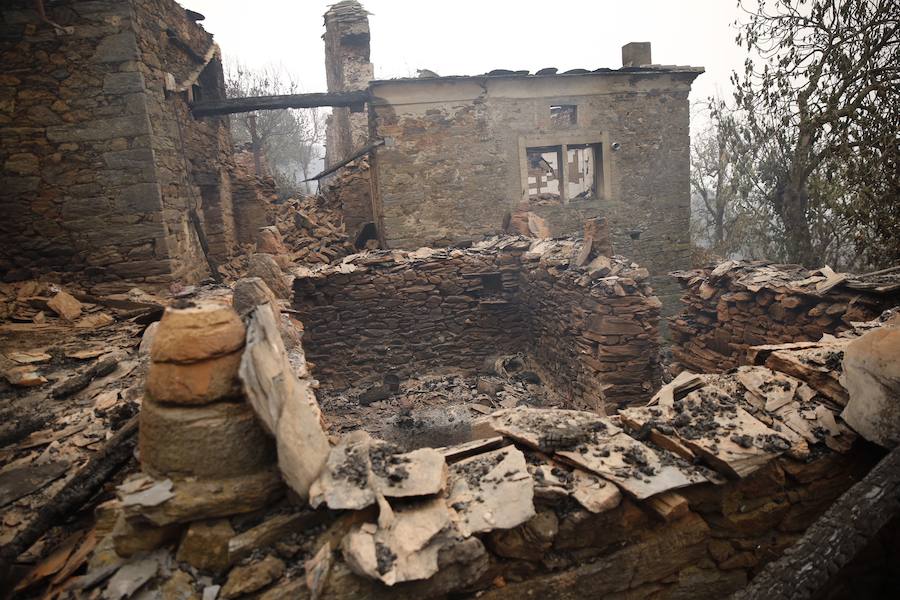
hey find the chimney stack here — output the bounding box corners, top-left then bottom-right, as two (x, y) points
(622, 42), (652, 67)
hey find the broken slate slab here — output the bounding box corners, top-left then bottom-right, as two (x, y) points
(309, 431), (447, 511)
(446, 446), (534, 536)
(342, 497), (451, 586)
(556, 428), (709, 500)
(478, 406), (620, 453)
(0, 460), (68, 508)
(240, 303), (329, 501)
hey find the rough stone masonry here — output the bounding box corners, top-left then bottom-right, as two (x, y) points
(0, 0), (267, 291)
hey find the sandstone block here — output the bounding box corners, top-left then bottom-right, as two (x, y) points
(220, 556), (284, 599)
(176, 519), (235, 574)
(47, 289), (83, 321)
(151, 302), (246, 364)
(139, 396), (275, 479)
(232, 277), (279, 316)
(248, 253), (290, 298)
(841, 325), (900, 448)
(145, 349), (243, 405)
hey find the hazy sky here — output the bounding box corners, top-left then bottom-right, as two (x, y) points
(182, 0), (749, 119)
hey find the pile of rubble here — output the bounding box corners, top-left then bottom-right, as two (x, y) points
(2, 274), (899, 599)
(669, 260), (900, 372)
(273, 196), (356, 265)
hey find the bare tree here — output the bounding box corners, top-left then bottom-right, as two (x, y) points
(224, 61), (325, 196)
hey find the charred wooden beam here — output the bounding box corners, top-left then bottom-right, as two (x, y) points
(304, 139), (384, 182)
(191, 91), (369, 117)
(731, 445), (900, 600)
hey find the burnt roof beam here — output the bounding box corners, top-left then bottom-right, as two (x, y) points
(190, 91), (369, 117)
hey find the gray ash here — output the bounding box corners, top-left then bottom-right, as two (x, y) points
(335, 446), (369, 488)
(369, 443), (411, 486)
(375, 542), (397, 575)
(730, 434), (754, 449)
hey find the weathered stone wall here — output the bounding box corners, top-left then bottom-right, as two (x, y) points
(323, 0), (372, 167)
(0, 0), (175, 285)
(518, 252), (660, 410)
(369, 71), (700, 311)
(130, 0), (238, 274)
(670, 261), (900, 372)
(0, 0), (258, 289)
(293, 245), (530, 391)
(474, 449), (874, 600)
(321, 158), (373, 242)
(293, 237), (661, 409)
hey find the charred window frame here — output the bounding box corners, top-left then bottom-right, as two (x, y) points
(520, 131), (611, 204)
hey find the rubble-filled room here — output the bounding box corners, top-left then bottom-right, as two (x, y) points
(1, 1), (899, 599)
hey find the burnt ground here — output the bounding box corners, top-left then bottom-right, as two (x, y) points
(317, 366), (566, 450)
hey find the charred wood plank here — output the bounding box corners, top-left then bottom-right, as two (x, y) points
(731, 445), (900, 600)
(191, 91), (369, 117)
(0, 416), (139, 591)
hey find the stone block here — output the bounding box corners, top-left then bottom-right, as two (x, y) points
(103, 72), (145, 95)
(146, 349), (243, 405)
(93, 32), (139, 63)
(139, 396), (276, 479)
(176, 519), (235, 574)
(151, 302), (246, 363)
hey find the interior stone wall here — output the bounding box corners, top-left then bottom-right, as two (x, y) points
(293, 246), (530, 391)
(292, 238), (661, 410)
(518, 255), (661, 410)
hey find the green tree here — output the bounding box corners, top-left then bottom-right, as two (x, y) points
(732, 0), (900, 267)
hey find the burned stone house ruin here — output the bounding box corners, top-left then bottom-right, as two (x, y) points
(321, 3), (702, 310)
(1, 2), (899, 600)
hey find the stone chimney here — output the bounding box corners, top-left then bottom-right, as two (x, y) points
(621, 42), (652, 67)
(323, 1), (374, 168)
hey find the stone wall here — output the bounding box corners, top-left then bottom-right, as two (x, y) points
(369, 70), (701, 312)
(0, 0), (262, 289)
(293, 237), (661, 409)
(323, 0), (372, 167)
(293, 243), (530, 391)
(670, 261), (900, 372)
(518, 249), (660, 410)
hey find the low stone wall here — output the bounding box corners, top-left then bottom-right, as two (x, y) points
(293, 243), (530, 390)
(670, 261), (900, 372)
(518, 249), (660, 410)
(293, 237), (661, 409)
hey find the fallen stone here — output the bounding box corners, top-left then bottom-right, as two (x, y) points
(232, 277), (280, 316)
(161, 569), (200, 600)
(139, 396), (276, 479)
(4, 366), (47, 387)
(47, 290), (82, 321)
(176, 519), (235, 574)
(240, 304), (329, 501)
(446, 446), (534, 536)
(124, 469), (284, 527)
(151, 302), (246, 364)
(111, 513), (180, 558)
(227, 511), (329, 567)
(342, 497), (450, 586)
(248, 253), (291, 299)
(220, 555), (285, 599)
(310, 432), (447, 511)
(488, 509), (558, 561)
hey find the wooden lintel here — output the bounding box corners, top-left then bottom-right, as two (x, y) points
(191, 91), (369, 117)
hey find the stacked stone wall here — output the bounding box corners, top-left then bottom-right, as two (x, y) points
(670, 261), (900, 372)
(0, 0), (174, 285)
(293, 238), (661, 409)
(0, 0), (261, 289)
(293, 246), (530, 390)
(518, 254), (660, 410)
